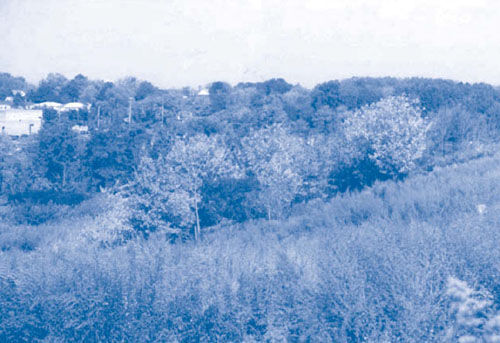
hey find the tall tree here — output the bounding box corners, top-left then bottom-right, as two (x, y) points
(209, 81), (232, 112)
(59, 74), (89, 103)
(35, 120), (85, 191)
(29, 73), (68, 103)
(343, 95), (430, 176)
(241, 125), (310, 219)
(130, 134), (240, 240)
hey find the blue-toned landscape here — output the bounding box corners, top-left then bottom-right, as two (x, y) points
(1, 73), (500, 342)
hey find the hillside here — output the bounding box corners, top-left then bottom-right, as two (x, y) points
(2, 147), (500, 342)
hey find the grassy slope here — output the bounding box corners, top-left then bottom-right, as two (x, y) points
(2, 151), (500, 342)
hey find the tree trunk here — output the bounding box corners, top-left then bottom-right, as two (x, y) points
(194, 200), (201, 242)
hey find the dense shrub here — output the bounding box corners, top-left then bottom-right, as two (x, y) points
(1, 151), (500, 341)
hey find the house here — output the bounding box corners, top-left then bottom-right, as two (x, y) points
(197, 88), (209, 96)
(0, 109), (43, 136)
(0, 101), (12, 110)
(60, 102), (86, 112)
(29, 102), (63, 110)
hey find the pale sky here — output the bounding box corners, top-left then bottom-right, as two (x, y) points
(1, 0), (499, 88)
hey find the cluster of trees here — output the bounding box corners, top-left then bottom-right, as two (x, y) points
(2, 72), (500, 341)
(2, 145), (500, 342)
(2, 73), (500, 237)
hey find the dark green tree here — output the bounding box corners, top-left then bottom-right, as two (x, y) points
(35, 120), (85, 191)
(310, 80), (341, 110)
(28, 73), (68, 103)
(135, 81), (157, 101)
(209, 81), (232, 112)
(60, 74), (89, 103)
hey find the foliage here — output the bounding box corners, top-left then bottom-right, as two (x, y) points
(446, 277), (500, 343)
(241, 125), (309, 219)
(209, 81), (232, 112)
(128, 134), (241, 239)
(343, 95), (430, 176)
(2, 150), (500, 341)
(35, 120), (85, 191)
(3, 73), (500, 341)
(0, 72), (29, 100)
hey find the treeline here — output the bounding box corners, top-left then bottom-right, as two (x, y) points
(2, 72), (500, 342)
(1, 73), (500, 237)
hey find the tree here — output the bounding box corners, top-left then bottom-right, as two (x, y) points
(60, 74), (89, 103)
(85, 130), (135, 190)
(134, 81), (157, 101)
(35, 120), (84, 191)
(92, 81), (130, 128)
(12, 93), (26, 108)
(338, 77), (386, 109)
(240, 125), (309, 219)
(0, 134), (19, 194)
(209, 81), (232, 112)
(130, 134), (240, 240)
(343, 95), (430, 176)
(310, 80), (341, 110)
(28, 73), (68, 103)
(79, 82), (101, 104)
(257, 78), (293, 96)
(282, 85), (314, 124)
(0, 73), (28, 100)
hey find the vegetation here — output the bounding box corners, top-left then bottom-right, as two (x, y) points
(1, 72), (500, 342)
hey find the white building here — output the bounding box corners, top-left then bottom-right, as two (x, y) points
(60, 102), (86, 112)
(0, 102), (12, 110)
(29, 102), (63, 111)
(197, 88), (209, 96)
(0, 109), (43, 136)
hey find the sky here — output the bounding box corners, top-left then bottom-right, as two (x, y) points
(1, 0), (500, 88)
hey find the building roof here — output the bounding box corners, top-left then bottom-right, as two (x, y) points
(60, 102), (86, 111)
(32, 101), (63, 108)
(64, 102), (85, 108)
